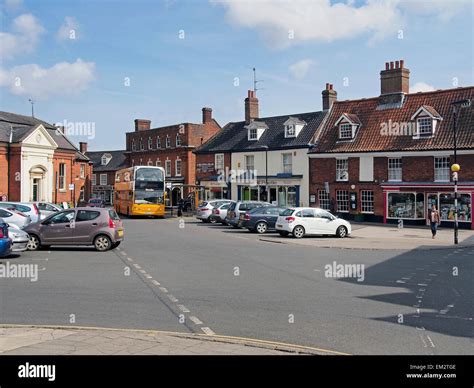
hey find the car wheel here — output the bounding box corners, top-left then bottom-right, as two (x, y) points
(278, 231), (289, 237)
(111, 241), (121, 249)
(336, 225), (348, 238)
(27, 234), (41, 251)
(255, 222), (267, 234)
(292, 225), (305, 239)
(94, 235), (112, 251)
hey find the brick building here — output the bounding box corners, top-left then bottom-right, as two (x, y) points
(85, 148), (127, 204)
(308, 60), (474, 229)
(125, 108), (221, 205)
(0, 111), (93, 205)
(194, 89), (329, 206)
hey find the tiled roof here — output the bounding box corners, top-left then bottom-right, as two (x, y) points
(0, 111), (86, 154)
(195, 110), (327, 153)
(86, 150), (128, 172)
(311, 87), (474, 153)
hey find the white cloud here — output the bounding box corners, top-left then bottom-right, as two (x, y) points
(0, 13), (45, 61)
(212, 0), (402, 48)
(410, 82), (435, 93)
(212, 0), (472, 48)
(0, 59), (96, 100)
(57, 16), (81, 41)
(289, 59), (314, 80)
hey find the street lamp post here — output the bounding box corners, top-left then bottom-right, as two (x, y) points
(451, 99), (471, 245)
(261, 145), (269, 202)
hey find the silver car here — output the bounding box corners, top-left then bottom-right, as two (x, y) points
(8, 224), (29, 252)
(210, 201), (235, 224)
(30, 202), (62, 220)
(196, 200), (232, 223)
(0, 208), (31, 228)
(0, 202), (40, 223)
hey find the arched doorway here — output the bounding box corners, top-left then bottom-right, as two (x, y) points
(29, 165), (46, 202)
(171, 186), (182, 206)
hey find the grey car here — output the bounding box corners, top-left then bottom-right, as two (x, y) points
(24, 207), (124, 252)
(225, 201), (271, 228)
(0, 202), (41, 223)
(241, 206), (286, 234)
(0, 208), (32, 228)
(196, 200), (232, 223)
(30, 202), (62, 220)
(8, 225), (30, 252)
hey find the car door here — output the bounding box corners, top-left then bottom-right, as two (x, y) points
(300, 208), (317, 234)
(73, 210), (102, 244)
(40, 210), (75, 244)
(265, 208), (281, 229)
(315, 209), (337, 234)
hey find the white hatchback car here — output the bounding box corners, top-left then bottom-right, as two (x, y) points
(275, 207), (351, 238)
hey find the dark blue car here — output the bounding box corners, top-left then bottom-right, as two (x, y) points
(0, 220), (12, 257)
(241, 206), (286, 234)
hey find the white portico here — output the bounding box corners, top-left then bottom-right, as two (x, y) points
(19, 125), (58, 202)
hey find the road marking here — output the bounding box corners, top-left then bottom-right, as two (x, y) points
(159, 287), (168, 293)
(145, 274), (153, 279)
(396, 280), (405, 284)
(151, 280), (161, 286)
(127, 257), (133, 262)
(201, 327), (215, 335)
(417, 283), (428, 286)
(418, 288), (426, 292)
(133, 264), (141, 269)
(426, 335), (435, 348)
(189, 316), (203, 325)
(120, 251), (127, 256)
(139, 269), (146, 274)
(419, 334), (428, 348)
(177, 305), (190, 313)
(167, 294), (178, 302)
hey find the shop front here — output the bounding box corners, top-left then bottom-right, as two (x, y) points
(382, 183), (474, 229)
(237, 177), (301, 207)
(199, 179), (229, 201)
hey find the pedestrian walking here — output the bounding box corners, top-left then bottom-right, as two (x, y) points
(428, 204), (440, 239)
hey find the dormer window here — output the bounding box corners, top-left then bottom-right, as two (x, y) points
(246, 121), (268, 141)
(101, 154), (112, 166)
(339, 123), (352, 139)
(284, 117), (306, 138)
(335, 114), (361, 141)
(411, 106), (442, 138)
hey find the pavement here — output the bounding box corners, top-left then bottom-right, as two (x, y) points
(0, 325), (334, 355)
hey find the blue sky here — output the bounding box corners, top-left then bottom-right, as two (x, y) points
(1, 0), (473, 151)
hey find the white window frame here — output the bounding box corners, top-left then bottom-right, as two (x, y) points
(361, 190), (374, 213)
(91, 174), (96, 186)
(156, 159), (161, 167)
(165, 160), (171, 177)
(318, 191), (330, 210)
(175, 159), (182, 176)
(245, 155), (255, 172)
(166, 135), (171, 148)
(59, 163), (66, 191)
(339, 123), (353, 140)
(248, 128), (257, 141)
(139, 138), (144, 150)
(336, 190), (349, 212)
(99, 174), (107, 186)
(336, 159), (349, 181)
(215, 153), (224, 171)
(434, 156), (450, 182)
(131, 139), (136, 151)
(80, 164), (85, 179)
(176, 134), (181, 147)
(417, 117), (433, 136)
(282, 153), (292, 174)
(156, 137), (161, 148)
(285, 125), (295, 138)
(148, 137), (153, 149)
(101, 155), (108, 165)
(388, 158), (402, 182)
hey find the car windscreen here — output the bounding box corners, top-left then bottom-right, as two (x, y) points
(280, 209), (295, 216)
(134, 189), (164, 204)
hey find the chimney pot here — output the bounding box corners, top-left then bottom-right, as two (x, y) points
(245, 90), (259, 124)
(395, 60), (400, 69)
(202, 107), (212, 124)
(390, 62), (394, 70)
(322, 83), (337, 110)
(380, 60), (410, 95)
(400, 59), (404, 68)
(134, 119), (151, 131)
(385, 62), (389, 70)
(79, 142), (88, 153)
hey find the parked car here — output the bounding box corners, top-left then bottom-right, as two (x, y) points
(275, 207), (351, 238)
(210, 201), (235, 224)
(30, 202), (62, 220)
(24, 207), (124, 252)
(241, 206), (286, 234)
(7, 223), (29, 252)
(0, 208), (31, 228)
(225, 201), (272, 228)
(0, 202), (40, 223)
(196, 200), (231, 223)
(0, 220), (12, 257)
(87, 198), (106, 208)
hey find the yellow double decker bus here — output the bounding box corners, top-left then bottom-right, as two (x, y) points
(114, 166), (166, 217)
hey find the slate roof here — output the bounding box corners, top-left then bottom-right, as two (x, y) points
(0, 111), (88, 157)
(194, 110), (327, 154)
(86, 150), (128, 172)
(311, 87), (474, 153)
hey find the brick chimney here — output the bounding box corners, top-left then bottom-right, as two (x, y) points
(79, 142), (87, 153)
(245, 90), (259, 124)
(322, 83), (337, 110)
(202, 107), (212, 124)
(134, 119), (151, 131)
(380, 60), (410, 95)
